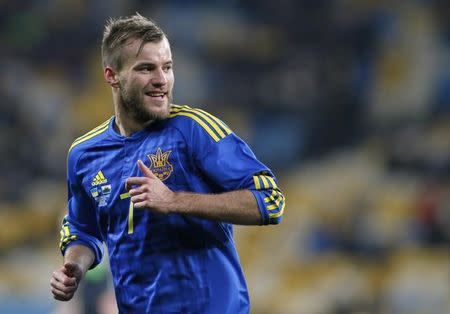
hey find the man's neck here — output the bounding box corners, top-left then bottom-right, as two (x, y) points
(112, 97), (154, 137)
(113, 112), (154, 137)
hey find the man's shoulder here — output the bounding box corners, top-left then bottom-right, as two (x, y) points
(68, 117), (113, 157)
(167, 104), (232, 143)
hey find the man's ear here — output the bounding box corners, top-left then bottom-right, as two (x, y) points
(104, 67), (120, 88)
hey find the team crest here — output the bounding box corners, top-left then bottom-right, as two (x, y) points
(147, 148), (173, 181)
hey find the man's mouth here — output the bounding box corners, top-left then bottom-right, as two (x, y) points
(145, 92), (166, 99)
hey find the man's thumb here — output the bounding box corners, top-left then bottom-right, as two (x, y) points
(138, 159), (157, 179)
(63, 262), (79, 277)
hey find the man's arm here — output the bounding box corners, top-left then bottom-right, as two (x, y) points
(172, 189), (260, 225)
(50, 244), (94, 301)
(127, 160), (262, 225)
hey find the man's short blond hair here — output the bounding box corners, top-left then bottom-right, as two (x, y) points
(101, 13), (167, 70)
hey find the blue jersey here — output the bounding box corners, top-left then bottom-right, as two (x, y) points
(59, 105), (285, 313)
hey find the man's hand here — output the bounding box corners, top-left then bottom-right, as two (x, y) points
(126, 160), (176, 214)
(50, 262), (82, 301)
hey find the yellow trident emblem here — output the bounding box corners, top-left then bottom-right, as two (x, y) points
(147, 148), (173, 181)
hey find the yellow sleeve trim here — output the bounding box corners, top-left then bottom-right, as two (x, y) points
(266, 190), (285, 215)
(253, 176), (261, 190)
(253, 174), (277, 190)
(59, 217), (78, 251)
(264, 189), (278, 202)
(266, 176), (278, 189)
(264, 190), (284, 205)
(260, 176), (269, 189)
(267, 203), (279, 210)
(269, 201), (285, 218)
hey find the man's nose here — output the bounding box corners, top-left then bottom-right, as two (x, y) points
(151, 68), (167, 86)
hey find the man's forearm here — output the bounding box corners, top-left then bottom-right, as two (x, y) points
(64, 244), (95, 276)
(170, 189), (261, 225)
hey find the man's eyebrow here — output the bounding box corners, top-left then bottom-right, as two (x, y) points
(132, 62), (156, 70)
(135, 62), (155, 67)
(135, 60), (173, 67)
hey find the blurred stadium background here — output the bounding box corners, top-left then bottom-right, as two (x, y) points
(0, 1), (449, 313)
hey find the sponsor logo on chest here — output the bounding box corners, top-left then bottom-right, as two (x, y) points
(90, 170), (111, 207)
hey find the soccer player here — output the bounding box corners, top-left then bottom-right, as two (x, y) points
(50, 14), (285, 313)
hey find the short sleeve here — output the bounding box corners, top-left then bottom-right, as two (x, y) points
(59, 149), (104, 268)
(186, 109), (285, 225)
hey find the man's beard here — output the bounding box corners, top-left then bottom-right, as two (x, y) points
(119, 84), (171, 124)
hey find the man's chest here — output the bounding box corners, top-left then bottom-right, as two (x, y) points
(79, 136), (192, 211)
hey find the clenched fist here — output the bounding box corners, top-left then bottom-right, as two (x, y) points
(50, 262), (82, 301)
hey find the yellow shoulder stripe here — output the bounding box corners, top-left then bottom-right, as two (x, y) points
(196, 108), (232, 135)
(69, 117), (112, 152)
(171, 105), (229, 138)
(170, 105), (231, 142)
(170, 111), (221, 141)
(73, 118), (110, 142)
